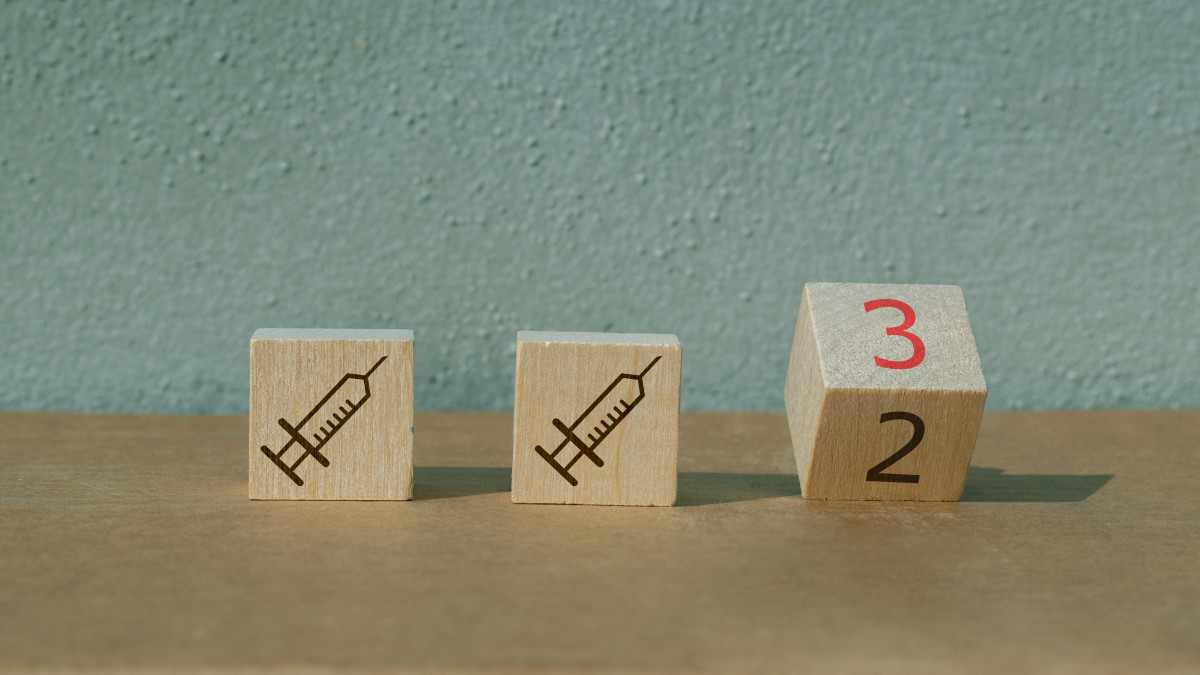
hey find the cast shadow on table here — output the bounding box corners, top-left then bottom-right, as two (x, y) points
(676, 472), (802, 507)
(674, 467), (1114, 506)
(410, 466), (1111, 504)
(415, 466), (510, 500)
(411, 467), (804, 505)
(960, 466), (1112, 503)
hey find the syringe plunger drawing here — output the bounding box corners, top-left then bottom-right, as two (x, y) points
(535, 355), (662, 486)
(260, 355), (388, 486)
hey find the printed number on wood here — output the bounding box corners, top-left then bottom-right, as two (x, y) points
(512, 332), (682, 507)
(784, 284), (987, 501)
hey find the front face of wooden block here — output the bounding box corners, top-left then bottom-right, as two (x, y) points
(786, 283), (988, 501)
(806, 388), (986, 500)
(249, 335), (414, 500)
(512, 337), (681, 506)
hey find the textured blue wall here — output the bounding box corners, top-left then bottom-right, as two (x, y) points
(1, 1), (1197, 412)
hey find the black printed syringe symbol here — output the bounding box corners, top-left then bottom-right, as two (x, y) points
(259, 355), (388, 487)
(534, 355), (662, 486)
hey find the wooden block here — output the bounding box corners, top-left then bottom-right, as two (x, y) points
(249, 329), (414, 500)
(511, 332), (682, 506)
(784, 283), (987, 501)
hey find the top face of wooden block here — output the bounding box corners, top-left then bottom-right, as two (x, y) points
(805, 283), (986, 392)
(252, 328), (414, 342)
(518, 331), (681, 346)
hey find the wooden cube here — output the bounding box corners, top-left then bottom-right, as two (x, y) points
(785, 283), (987, 501)
(249, 329), (414, 500)
(512, 332), (682, 506)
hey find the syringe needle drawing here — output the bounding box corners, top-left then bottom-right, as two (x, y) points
(259, 355), (388, 486)
(535, 355), (662, 486)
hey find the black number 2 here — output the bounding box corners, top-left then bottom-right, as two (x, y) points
(866, 411), (924, 483)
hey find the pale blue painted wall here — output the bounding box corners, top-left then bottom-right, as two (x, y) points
(1, 1), (1197, 412)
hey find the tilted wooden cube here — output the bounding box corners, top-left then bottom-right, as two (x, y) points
(785, 283), (987, 501)
(512, 332), (682, 506)
(249, 329), (414, 500)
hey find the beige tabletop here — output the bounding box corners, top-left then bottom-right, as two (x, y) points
(1, 411), (1197, 673)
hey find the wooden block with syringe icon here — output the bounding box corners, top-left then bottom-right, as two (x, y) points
(784, 283), (987, 501)
(512, 332), (682, 506)
(249, 329), (414, 500)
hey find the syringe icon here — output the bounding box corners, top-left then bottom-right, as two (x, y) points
(534, 355), (662, 486)
(260, 355), (388, 487)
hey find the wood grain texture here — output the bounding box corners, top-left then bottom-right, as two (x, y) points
(783, 290), (824, 494)
(0, 410), (1196, 673)
(786, 283), (987, 500)
(249, 328), (414, 500)
(512, 331), (681, 506)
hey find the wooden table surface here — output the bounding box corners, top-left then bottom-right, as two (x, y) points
(1, 411), (1197, 673)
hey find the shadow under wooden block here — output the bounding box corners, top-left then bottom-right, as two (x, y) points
(676, 471), (802, 507)
(413, 466), (511, 500)
(960, 466), (1112, 502)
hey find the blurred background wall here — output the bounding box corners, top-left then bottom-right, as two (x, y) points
(1, 0), (1196, 413)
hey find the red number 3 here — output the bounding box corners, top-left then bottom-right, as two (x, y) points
(864, 299), (925, 370)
